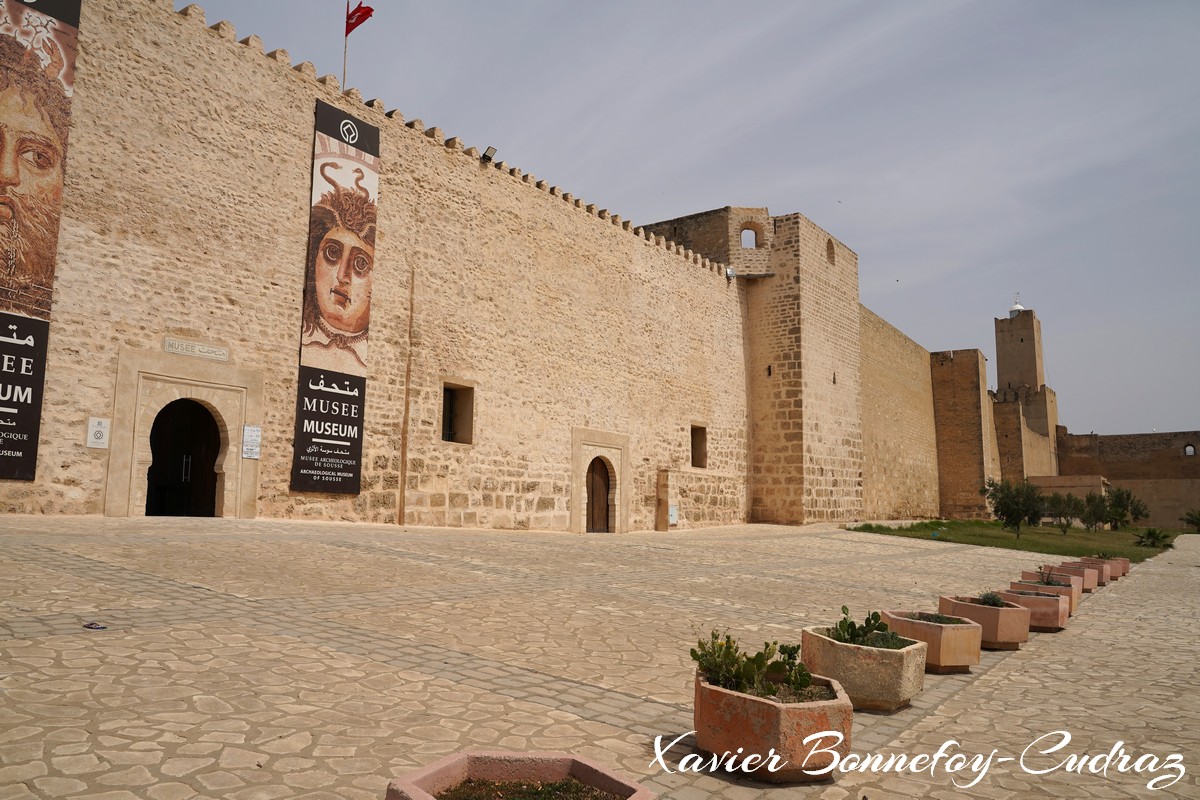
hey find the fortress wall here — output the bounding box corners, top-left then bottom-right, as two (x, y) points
(931, 350), (1000, 518)
(644, 206), (772, 275)
(743, 223), (806, 523)
(993, 403), (1027, 481)
(3, 0), (749, 528)
(1057, 429), (1200, 480)
(859, 306), (939, 519)
(1109, 478), (1200, 529)
(791, 214), (863, 522)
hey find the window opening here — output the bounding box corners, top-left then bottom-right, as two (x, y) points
(441, 384), (474, 444)
(691, 426), (708, 468)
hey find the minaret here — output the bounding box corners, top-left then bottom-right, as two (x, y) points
(995, 294), (1044, 393)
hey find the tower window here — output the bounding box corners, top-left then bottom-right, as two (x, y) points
(740, 228), (757, 248)
(691, 426), (708, 468)
(441, 384), (474, 444)
(1186, 444), (1196, 457)
(826, 238), (835, 265)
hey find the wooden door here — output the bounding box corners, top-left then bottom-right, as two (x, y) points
(586, 457), (610, 533)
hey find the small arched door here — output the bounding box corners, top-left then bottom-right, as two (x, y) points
(586, 457), (611, 533)
(146, 399), (220, 517)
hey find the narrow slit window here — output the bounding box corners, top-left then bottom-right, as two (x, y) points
(691, 426), (708, 468)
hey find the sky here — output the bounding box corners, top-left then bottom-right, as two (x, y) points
(176, 0), (1200, 435)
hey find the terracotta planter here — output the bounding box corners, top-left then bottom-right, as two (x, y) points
(1081, 557), (1123, 580)
(1017, 573), (1082, 612)
(385, 751), (655, 800)
(880, 611), (982, 673)
(998, 589), (1069, 632)
(1066, 560), (1110, 585)
(1049, 563), (1099, 592)
(693, 672), (852, 783)
(800, 626), (926, 713)
(937, 596), (1030, 650)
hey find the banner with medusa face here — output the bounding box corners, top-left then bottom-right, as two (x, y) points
(0, 0), (78, 481)
(291, 100), (379, 494)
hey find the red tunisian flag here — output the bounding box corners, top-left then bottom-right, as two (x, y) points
(346, 2), (374, 35)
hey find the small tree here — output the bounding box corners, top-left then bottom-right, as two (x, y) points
(1044, 492), (1085, 535)
(981, 478), (1044, 539)
(1107, 487), (1149, 530)
(1181, 509), (1200, 533)
(1081, 492), (1108, 532)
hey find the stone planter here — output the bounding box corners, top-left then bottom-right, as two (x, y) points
(1081, 556), (1124, 580)
(998, 589), (1069, 632)
(1065, 560), (1111, 585)
(937, 596), (1030, 650)
(384, 751), (655, 800)
(1049, 563), (1099, 592)
(800, 626), (926, 713)
(693, 672), (852, 783)
(880, 611), (982, 674)
(1017, 573), (1082, 613)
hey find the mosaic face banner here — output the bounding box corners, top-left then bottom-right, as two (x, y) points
(291, 100), (380, 494)
(0, 0), (79, 481)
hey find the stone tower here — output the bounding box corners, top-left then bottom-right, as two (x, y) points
(993, 299), (1059, 479)
(643, 207), (864, 523)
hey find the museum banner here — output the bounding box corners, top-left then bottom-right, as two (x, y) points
(0, 0), (80, 480)
(290, 100), (380, 493)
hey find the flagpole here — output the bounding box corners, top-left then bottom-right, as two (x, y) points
(342, 0), (349, 88)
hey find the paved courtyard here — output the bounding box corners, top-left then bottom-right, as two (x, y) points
(0, 516), (1196, 799)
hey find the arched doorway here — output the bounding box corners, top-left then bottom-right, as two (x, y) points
(586, 456), (611, 533)
(145, 399), (221, 517)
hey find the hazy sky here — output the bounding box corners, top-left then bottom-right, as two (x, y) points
(176, 1), (1199, 435)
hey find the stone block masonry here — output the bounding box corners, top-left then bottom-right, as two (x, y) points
(860, 306), (939, 519)
(931, 350), (1000, 518)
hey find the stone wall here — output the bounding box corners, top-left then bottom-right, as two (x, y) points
(0, 0), (750, 530)
(1110, 478), (1200, 529)
(790, 214), (863, 522)
(859, 306), (939, 519)
(931, 350), (1000, 518)
(1057, 429), (1200, 480)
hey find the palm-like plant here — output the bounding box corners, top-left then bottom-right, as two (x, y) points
(1181, 509), (1200, 533)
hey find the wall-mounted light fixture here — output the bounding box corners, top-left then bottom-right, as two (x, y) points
(481, 146), (497, 163)
(725, 267), (737, 282)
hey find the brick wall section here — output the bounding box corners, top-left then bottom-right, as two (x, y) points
(0, 0), (749, 529)
(859, 306), (939, 518)
(931, 350), (1000, 518)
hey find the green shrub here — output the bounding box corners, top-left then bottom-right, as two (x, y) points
(981, 479), (1044, 538)
(690, 631), (812, 699)
(974, 591), (1006, 607)
(1133, 528), (1173, 549)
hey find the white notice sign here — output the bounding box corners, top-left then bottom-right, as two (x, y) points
(242, 425), (262, 459)
(87, 417), (110, 449)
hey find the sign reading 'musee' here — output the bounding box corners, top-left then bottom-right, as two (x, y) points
(163, 337), (229, 362)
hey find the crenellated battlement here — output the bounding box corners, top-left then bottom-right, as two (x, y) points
(173, 2), (727, 278)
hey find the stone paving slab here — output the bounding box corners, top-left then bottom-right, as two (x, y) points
(0, 515), (1196, 799)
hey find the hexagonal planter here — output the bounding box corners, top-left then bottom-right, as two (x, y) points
(800, 626), (926, 713)
(1063, 560), (1110, 586)
(997, 589), (1069, 632)
(1081, 556), (1123, 580)
(384, 751), (655, 800)
(1050, 563), (1099, 592)
(937, 596), (1030, 650)
(880, 611), (982, 674)
(693, 671), (852, 784)
(1016, 572), (1082, 613)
